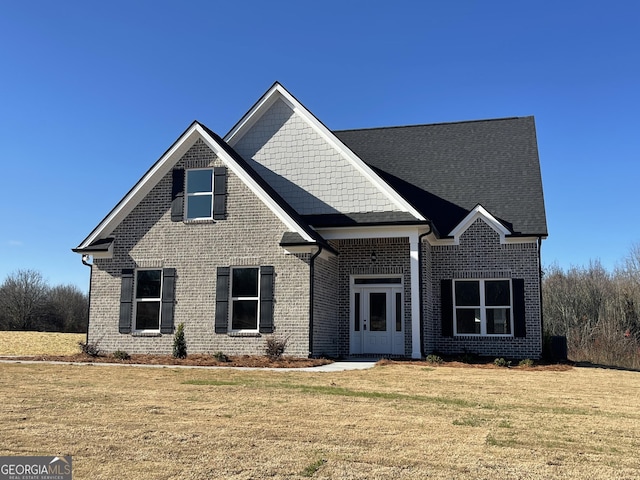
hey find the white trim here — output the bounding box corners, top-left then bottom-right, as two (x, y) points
(448, 205), (512, 245)
(349, 275), (405, 356)
(229, 266), (260, 333)
(409, 232), (421, 359)
(452, 278), (514, 337)
(282, 244), (336, 260)
(185, 168), (214, 221)
(224, 83), (426, 221)
(132, 268), (163, 334)
(76, 122), (315, 250)
(317, 225), (430, 240)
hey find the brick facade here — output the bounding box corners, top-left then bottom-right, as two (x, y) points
(89, 139), (312, 356)
(86, 145), (542, 360)
(429, 219), (542, 359)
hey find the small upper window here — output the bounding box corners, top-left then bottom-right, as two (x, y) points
(454, 279), (512, 336)
(186, 169), (213, 220)
(134, 269), (162, 331)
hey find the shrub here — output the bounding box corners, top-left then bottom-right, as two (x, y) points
(265, 335), (289, 360)
(113, 350), (130, 361)
(459, 351), (479, 364)
(519, 358), (534, 367)
(172, 323), (187, 359)
(494, 357), (511, 368)
(78, 339), (101, 357)
(426, 354), (443, 364)
(212, 351), (230, 362)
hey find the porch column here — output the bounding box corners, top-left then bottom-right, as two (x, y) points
(409, 232), (421, 358)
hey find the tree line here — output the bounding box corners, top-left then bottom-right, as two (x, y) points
(2, 245), (640, 369)
(543, 243), (640, 369)
(0, 269), (88, 333)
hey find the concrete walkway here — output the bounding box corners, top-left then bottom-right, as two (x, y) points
(0, 358), (377, 372)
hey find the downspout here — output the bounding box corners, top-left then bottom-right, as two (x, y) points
(81, 255), (93, 345)
(538, 236), (544, 354)
(308, 245), (323, 358)
(417, 223), (433, 358)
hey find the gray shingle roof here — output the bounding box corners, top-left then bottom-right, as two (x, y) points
(334, 117), (547, 237)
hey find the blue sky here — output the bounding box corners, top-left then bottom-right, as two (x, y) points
(1, 1), (639, 291)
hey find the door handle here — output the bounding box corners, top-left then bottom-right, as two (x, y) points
(363, 320), (367, 331)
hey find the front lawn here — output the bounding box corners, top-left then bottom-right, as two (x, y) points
(0, 362), (638, 479)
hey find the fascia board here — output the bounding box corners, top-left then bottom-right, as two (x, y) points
(282, 244), (337, 259)
(225, 82), (281, 146)
(77, 123), (202, 250)
(317, 225), (430, 240)
(224, 83), (426, 222)
(448, 204), (512, 245)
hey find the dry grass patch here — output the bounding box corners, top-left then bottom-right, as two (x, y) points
(1, 363), (639, 478)
(0, 331), (84, 355)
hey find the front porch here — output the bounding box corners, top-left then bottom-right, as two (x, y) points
(311, 227), (429, 359)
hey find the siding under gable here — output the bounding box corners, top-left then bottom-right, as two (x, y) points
(233, 98), (400, 216)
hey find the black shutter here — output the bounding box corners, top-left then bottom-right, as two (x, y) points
(441, 279), (453, 337)
(160, 268), (176, 334)
(119, 269), (134, 334)
(215, 267), (230, 333)
(213, 167), (227, 220)
(513, 279), (526, 337)
(171, 168), (184, 222)
(259, 266), (275, 333)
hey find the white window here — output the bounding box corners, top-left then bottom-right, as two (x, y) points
(454, 279), (512, 336)
(134, 269), (162, 331)
(230, 267), (260, 331)
(186, 169), (213, 220)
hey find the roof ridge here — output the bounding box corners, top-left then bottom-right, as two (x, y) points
(333, 116), (532, 133)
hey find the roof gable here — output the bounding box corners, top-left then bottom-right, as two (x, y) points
(449, 204), (511, 244)
(75, 122), (325, 251)
(225, 83), (425, 220)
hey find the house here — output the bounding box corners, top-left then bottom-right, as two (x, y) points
(73, 82), (547, 359)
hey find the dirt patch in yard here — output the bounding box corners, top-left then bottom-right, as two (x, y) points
(1, 353), (332, 368)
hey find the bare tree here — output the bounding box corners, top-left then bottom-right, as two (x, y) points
(543, 251), (640, 369)
(41, 285), (88, 332)
(0, 269), (49, 330)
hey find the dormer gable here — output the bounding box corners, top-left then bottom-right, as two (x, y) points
(73, 121), (326, 256)
(449, 204), (512, 245)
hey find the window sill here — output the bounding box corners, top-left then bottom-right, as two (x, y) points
(132, 331), (162, 337)
(184, 219), (215, 224)
(227, 331), (261, 338)
(453, 334), (514, 339)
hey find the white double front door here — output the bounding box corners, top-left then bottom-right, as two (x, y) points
(350, 278), (404, 355)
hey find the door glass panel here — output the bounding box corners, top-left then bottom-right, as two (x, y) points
(369, 292), (387, 332)
(354, 293), (360, 332)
